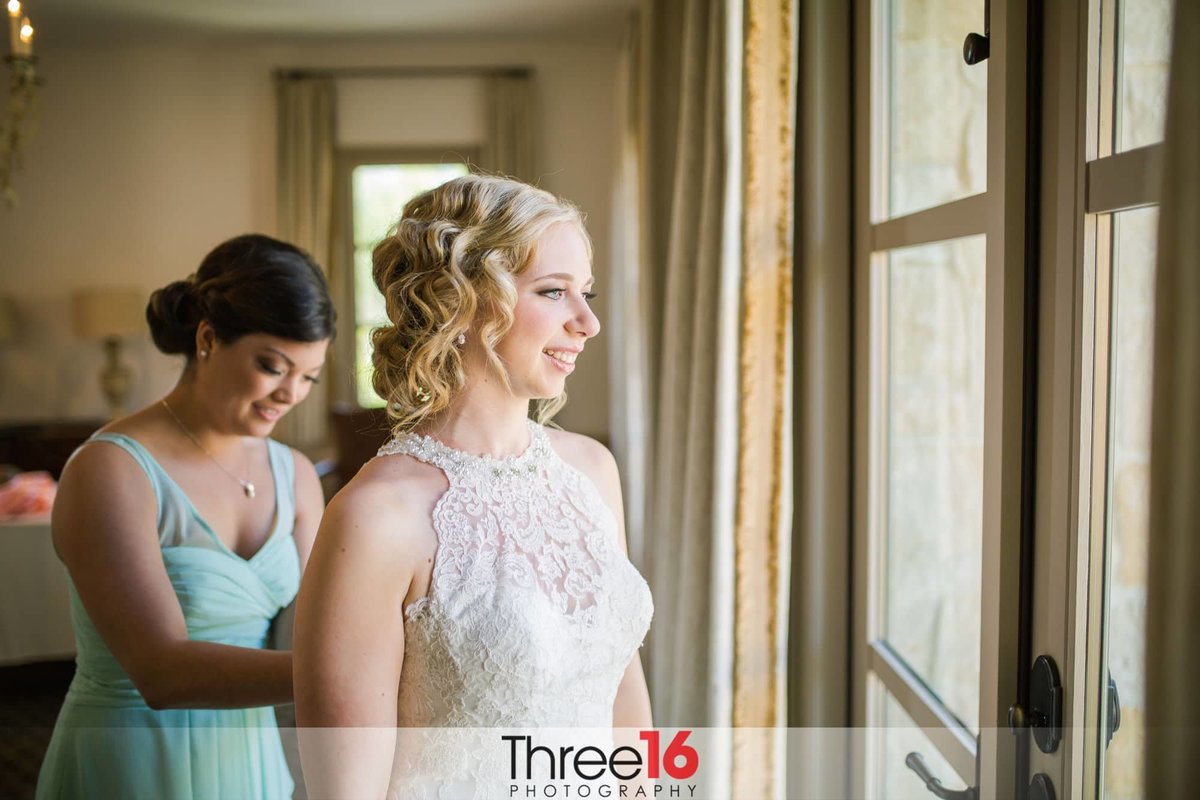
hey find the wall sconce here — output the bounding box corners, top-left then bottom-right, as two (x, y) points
(72, 288), (144, 418)
(3, 0), (40, 205)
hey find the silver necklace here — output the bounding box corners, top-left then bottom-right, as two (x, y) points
(161, 399), (256, 499)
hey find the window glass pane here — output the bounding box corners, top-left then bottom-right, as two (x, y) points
(881, 235), (986, 732)
(354, 248), (386, 327)
(885, 0), (987, 218)
(1099, 207), (1156, 799)
(869, 678), (966, 800)
(351, 163), (469, 246)
(350, 162), (470, 407)
(356, 325), (384, 409)
(1115, 0), (1173, 152)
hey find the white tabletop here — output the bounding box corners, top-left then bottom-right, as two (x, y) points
(0, 517), (76, 665)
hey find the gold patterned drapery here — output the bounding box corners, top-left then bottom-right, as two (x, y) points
(732, 0), (796, 794)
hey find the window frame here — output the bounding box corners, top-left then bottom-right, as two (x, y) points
(1036, 0), (1167, 796)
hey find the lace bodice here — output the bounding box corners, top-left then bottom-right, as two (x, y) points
(375, 421), (653, 796)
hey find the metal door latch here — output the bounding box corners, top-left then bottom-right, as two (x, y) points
(904, 752), (978, 800)
(1007, 654), (1063, 753)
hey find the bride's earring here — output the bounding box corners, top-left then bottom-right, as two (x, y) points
(456, 333), (466, 347)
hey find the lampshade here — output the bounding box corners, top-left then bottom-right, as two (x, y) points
(72, 288), (144, 339)
(0, 295), (15, 342)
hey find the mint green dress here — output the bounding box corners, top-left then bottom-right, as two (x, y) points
(36, 433), (299, 800)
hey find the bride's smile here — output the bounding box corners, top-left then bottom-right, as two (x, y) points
(491, 221), (600, 399)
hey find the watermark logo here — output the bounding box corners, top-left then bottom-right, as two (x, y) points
(503, 730), (700, 797)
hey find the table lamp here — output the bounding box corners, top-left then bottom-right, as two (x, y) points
(72, 288), (144, 418)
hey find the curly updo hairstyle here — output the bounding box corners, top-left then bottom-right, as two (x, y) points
(146, 233), (336, 359)
(371, 174), (590, 433)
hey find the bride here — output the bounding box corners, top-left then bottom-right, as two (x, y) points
(293, 174), (653, 798)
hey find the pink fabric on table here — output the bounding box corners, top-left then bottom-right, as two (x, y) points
(0, 471), (57, 519)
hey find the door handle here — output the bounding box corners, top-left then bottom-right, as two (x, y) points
(904, 752), (978, 800)
(1106, 671), (1122, 748)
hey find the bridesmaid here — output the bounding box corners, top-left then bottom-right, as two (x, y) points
(36, 234), (334, 799)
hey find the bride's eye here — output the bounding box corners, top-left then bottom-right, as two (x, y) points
(540, 288), (566, 300)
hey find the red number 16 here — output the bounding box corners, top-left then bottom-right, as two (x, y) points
(638, 730), (699, 780)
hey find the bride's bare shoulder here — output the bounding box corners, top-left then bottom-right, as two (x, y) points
(544, 427), (619, 484)
(316, 452), (444, 555)
(544, 428), (624, 515)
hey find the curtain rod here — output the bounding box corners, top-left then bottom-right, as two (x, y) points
(274, 66), (531, 80)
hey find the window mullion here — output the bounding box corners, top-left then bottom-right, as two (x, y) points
(1085, 143), (1164, 213)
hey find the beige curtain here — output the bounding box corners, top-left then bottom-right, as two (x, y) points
(1144, 1), (1200, 797)
(273, 75), (336, 453)
(642, 0), (737, 732)
(610, 18), (651, 569)
(480, 73), (536, 182)
(640, 0), (794, 795)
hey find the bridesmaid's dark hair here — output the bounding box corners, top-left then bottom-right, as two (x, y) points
(146, 234), (336, 358)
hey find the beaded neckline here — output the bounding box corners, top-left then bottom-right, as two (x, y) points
(377, 418), (549, 476)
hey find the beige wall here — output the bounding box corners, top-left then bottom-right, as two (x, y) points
(0, 32), (620, 439)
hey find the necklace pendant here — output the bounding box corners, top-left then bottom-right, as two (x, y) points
(243, 482), (256, 499)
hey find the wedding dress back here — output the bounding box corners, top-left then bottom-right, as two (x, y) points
(376, 420), (653, 797)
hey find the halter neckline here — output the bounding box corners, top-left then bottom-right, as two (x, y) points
(378, 418), (548, 476)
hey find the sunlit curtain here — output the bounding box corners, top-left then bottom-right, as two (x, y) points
(610, 17), (651, 570)
(639, 0), (794, 795)
(273, 74), (336, 453)
(480, 72), (536, 182)
(1144, 1), (1200, 797)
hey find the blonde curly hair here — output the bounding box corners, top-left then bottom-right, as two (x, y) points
(371, 174), (591, 433)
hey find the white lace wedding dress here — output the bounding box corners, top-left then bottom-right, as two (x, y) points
(375, 420), (654, 799)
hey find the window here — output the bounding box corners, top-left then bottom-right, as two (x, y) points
(852, 0), (1174, 797)
(339, 156), (471, 408)
(854, 0), (1003, 794)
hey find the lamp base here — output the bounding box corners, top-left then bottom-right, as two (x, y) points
(99, 337), (132, 419)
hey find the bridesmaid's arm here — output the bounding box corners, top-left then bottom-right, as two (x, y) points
(293, 478), (411, 800)
(53, 442), (294, 710)
(290, 448), (325, 572)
